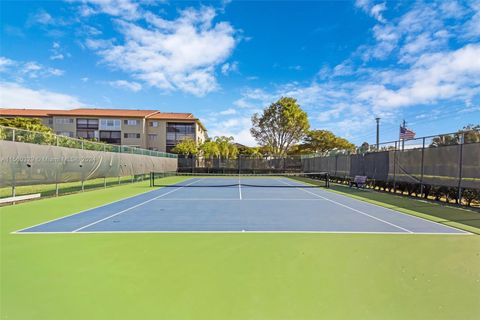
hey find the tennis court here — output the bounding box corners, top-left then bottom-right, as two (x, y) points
(16, 175), (468, 234)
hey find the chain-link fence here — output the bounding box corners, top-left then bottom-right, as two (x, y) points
(301, 131), (480, 205)
(178, 155), (304, 174)
(0, 126), (178, 201)
(0, 125), (177, 158)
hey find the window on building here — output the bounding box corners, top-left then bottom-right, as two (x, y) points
(124, 119), (139, 126)
(149, 121), (159, 127)
(99, 130), (121, 144)
(55, 118), (74, 124)
(77, 118), (99, 129)
(124, 133), (141, 139)
(166, 123), (195, 152)
(148, 134), (157, 141)
(99, 119), (121, 130)
(77, 130), (96, 139)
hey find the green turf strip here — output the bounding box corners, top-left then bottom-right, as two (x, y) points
(1, 178), (479, 319)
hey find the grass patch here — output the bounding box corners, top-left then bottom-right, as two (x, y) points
(1, 176), (479, 319)
(0, 176), (148, 199)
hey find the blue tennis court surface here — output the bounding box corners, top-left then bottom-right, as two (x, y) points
(16, 177), (468, 234)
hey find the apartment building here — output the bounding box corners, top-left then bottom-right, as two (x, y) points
(0, 108), (207, 152)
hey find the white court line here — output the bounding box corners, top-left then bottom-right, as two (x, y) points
(285, 178), (470, 234)
(12, 179), (196, 234)
(154, 198), (327, 201)
(239, 176), (242, 200)
(14, 230), (471, 235)
(276, 178), (414, 233)
(71, 179), (203, 232)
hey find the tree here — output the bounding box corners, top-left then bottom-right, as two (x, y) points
(250, 97), (310, 155)
(358, 142), (369, 154)
(172, 138), (198, 156)
(459, 124), (480, 143)
(214, 136), (238, 159)
(238, 145), (263, 158)
(430, 124), (480, 147)
(200, 140), (220, 159)
(301, 130), (355, 154)
(430, 135), (457, 147)
(0, 117), (55, 144)
(0, 117), (53, 133)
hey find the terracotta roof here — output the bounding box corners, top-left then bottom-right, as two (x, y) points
(0, 108), (205, 129)
(147, 112), (194, 120)
(47, 108), (159, 118)
(0, 108), (60, 117)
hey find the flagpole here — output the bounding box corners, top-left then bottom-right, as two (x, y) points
(401, 120), (406, 151)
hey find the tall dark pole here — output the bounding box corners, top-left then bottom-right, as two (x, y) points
(401, 119), (406, 151)
(375, 117), (380, 150)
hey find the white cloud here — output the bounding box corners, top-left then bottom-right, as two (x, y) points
(0, 82), (87, 109)
(50, 54), (65, 61)
(81, 77), (89, 82)
(31, 10), (55, 25)
(109, 80), (142, 92)
(0, 57), (65, 81)
(87, 6), (236, 96)
(21, 62), (64, 78)
(218, 108), (236, 115)
(221, 61), (238, 75)
(49, 42), (70, 61)
(77, 0), (141, 20)
(440, 1), (466, 19)
(204, 114), (256, 146)
(288, 65), (302, 71)
(463, 1), (480, 38)
(355, 0), (387, 23)
(0, 57), (15, 71)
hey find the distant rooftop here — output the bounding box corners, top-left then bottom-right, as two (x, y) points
(0, 107), (206, 131)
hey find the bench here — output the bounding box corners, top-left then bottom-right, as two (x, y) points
(349, 176), (367, 188)
(0, 193), (41, 204)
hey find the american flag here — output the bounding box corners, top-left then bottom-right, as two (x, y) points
(400, 126), (416, 140)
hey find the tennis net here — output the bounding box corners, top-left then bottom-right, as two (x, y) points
(150, 172), (330, 188)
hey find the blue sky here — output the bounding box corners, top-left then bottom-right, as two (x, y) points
(1, 0), (479, 146)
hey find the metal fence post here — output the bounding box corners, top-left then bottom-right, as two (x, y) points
(335, 155), (338, 177)
(420, 137), (425, 197)
(55, 164), (59, 197)
(393, 141), (397, 193)
(457, 133), (464, 204)
(238, 155), (241, 174)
